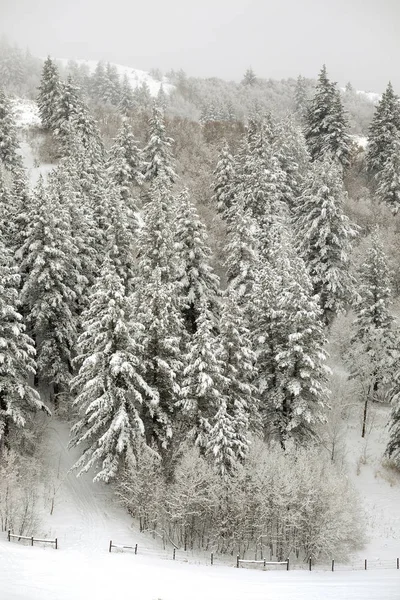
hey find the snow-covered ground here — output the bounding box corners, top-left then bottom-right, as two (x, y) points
(56, 58), (173, 97)
(0, 538), (399, 600)
(344, 402), (400, 561)
(11, 98), (41, 129)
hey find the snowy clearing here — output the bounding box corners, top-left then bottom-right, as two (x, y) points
(1, 538), (399, 600)
(11, 98), (41, 129)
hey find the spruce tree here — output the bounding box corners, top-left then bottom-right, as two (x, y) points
(224, 194), (259, 316)
(70, 258), (158, 482)
(119, 74), (135, 116)
(212, 140), (236, 218)
(0, 89), (22, 172)
(294, 156), (358, 326)
(349, 232), (397, 426)
(175, 188), (220, 334)
(143, 102), (177, 185)
(19, 178), (78, 401)
(294, 75), (309, 120)
(253, 224), (329, 446)
(387, 375), (400, 465)
(37, 56), (60, 130)
(181, 304), (227, 451)
(0, 238), (49, 443)
(134, 267), (184, 453)
(376, 134), (400, 214)
(367, 82), (400, 175)
(305, 65), (352, 167)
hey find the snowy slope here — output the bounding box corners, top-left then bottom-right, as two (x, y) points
(56, 58), (173, 97)
(11, 98), (41, 129)
(344, 402), (400, 561)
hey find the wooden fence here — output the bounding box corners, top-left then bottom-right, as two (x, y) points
(237, 557), (290, 570)
(8, 530), (57, 549)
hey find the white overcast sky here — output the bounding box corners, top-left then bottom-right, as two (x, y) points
(1, 0), (399, 91)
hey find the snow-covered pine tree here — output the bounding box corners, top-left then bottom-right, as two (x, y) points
(143, 101), (177, 185)
(105, 182), (137, 294)
(19, 177), (78, 402)
(387, 375), (400, 465)
(305, 65), (351, 167)
(375, 134), (400, 214)
(367, 81), (400, 175)
(241, 68), (257, 87)
(212, 140), (236, 219)
(294, 75), (309, 120)
(51, 76), (102, 155)
(0, 237), (49, 443)
(107, 120), (144, 218)
(0, 89), (22, 172)
(253, 224), (329, 447)
(293, 156), (358, 327)
(349, 231), (397, 410)
(175, 188), (220, 334)
(181, 303), (227, 452)
(37, 56), (60, 130)
(224, 193), (259, 318)
(135, 180), (179, 284)
(119, 73), (136, 116)
(134, 267), (184, 455)
(216, 290), (256, 463)
(270, 225), (329, 446)
(274, 116), (311, 210)
(70, 258), (158, 482)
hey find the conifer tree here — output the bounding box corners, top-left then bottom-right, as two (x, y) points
(181, 304), (227, 451)
(241, 68), (257, 86)
(0, 238), (49, 442)
(143, 102), (177, 185)
(294, 156), (358, 326)
(387, 374), (400, 465)
(305, 65), (352, 167)
(253, 224), (329, 446)
(376, 134), (400, 214)
(216, 291), (255, 461)
(37, 56), (60, 130)
(119, 73), (135, 116)
(134, 267), (184, 453)
(294, 75), (309, 120)
(224, 194), (259, 316)
(19, 178), (78, 400)
(0, 89), (22, 172)
(175, 189), (220, 334)
(70, 258), (158, 482)
(349, 232), (397, 428)
(367, 82), (400, 175)
(212, 140), (236, 218)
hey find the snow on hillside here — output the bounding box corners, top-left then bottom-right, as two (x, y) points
(11, 98), (41, 129)
(344, 402), (400, 561)
(56, 58), (174, 97)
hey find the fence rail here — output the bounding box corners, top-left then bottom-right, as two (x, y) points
(7, 530), (57, 549)
(106, 539), (400, 575)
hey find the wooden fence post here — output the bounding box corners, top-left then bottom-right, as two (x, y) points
(7, 530), (10, 542)
(236, 555), (240, 568)
(173, 548), (176, 560)
(109, 540), (112, 553)
(31, 536), (34, 547)
(397, 557), (399, 570)
(331, 559), (335, 572)
(263, 558), (266, 568)
(55, 538), (58, 550)
(286, 558), (290, 571)
(135, 544), (138, 555)
(364, 559), (367, 570)
(309, 557), (312, 571)
(211, 552), (213, 565)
